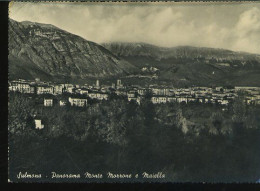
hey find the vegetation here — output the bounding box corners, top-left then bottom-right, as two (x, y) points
(8, 92), (260, 182)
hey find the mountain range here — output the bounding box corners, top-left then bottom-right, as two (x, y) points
(9, 19), (260, 86)
(9, 19), (137, 82)
(102, 42), (260, 86)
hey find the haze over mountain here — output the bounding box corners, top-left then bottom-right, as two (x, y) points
(103, 42), (260, 87)
(8, 19), (260, 86)
(9, 19), (137, 82)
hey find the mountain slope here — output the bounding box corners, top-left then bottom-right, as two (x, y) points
(102, 42), (260, 61)
(102, 42), (260, 86)
(9, 19), (137, 81)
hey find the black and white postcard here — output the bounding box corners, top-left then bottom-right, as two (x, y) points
(8, 1), (260, 183)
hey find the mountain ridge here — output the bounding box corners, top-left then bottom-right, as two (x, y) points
(102, 42), (260, 86)
(9, 19), (138, 82)
(8, 19), (260, 86)
(102, 42), (260, 61)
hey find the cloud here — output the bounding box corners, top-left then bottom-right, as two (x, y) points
(9, 2), (260, 54)
(232, 7), (260, 53)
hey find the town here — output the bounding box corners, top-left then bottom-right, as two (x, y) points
(9, 78), (260, 107)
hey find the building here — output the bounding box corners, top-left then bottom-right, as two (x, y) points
(29, 85), (36, 94)
(79, 89), (89, 95)
(151, 96), (167, 104)
(96, 80), (100, 88)
(116, 79), (123, 89)
(53, 84), (63, 95)
(88, 93), (109, 100)
(44, 98), (53, 107)
(176, 97), (188, 103)
(111, 83), (116, 89)
(37, 85), (54, 94)
(117, 79), (121, 86)
(35, 119), (44, 129)
(66, 86), (75, 94)
(115, 90), (127, 96)
(151, 88), (171, 96)
(64, 83), (74, 88)
(167, 97), (177, 103)
(59, 100), (67, 106)
(9, 81), (31, 93)
(68, 97), (87, 107)
(127, 91), (136, 98)
(220, 100), (229, 105)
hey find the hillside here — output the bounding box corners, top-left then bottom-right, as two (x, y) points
(9, 19), (137, 82)
(8, 19), (260, 87)
(102, 42), (260, 86)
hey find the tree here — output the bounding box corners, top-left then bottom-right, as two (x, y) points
(9, 92), (35, 134)
(232, 95), (246, 125)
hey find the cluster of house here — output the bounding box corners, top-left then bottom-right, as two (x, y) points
(9, 78), (260, 107)
(43, 97), (88, 107)
(122, 85), (260, 105)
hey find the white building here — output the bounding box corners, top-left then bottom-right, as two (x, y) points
(9, 81), (31, 93)
(79, 89), (89, 95)
(44, 98), (53, 107)
(67, 86), (75, 94)
(127, 91), (136, 98)
(176, 97), (188, 103)
(96, 80), (100, 88)
(59, 100), (67, 106)
(35, 119), (44, 129)
(53, 84), (63, 95)
(151, 96), (167, 104)
(116, 79), (123, 89)
(68, 97), (87, 107)
(37, 85), (54, 94)
(88, 93), (108, 100)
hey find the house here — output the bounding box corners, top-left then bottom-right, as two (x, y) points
(9, 81), (31, 93)
(44, 98), (53, 107)
(127, 91), (136, 98)
(68, 97), (87, 107)
(137, 89), (146, 96)
(29, 85), (36, 94)
(35, 119), (44, 129)
(151, 88), (169, 96)
(116, 79), (123, 89)
(220, 100), (229, 105)
(88, 93), (109, 100)
(79, 89), (89, 95)
(205, 98), (211, 103)
(167, 97), (177, 103)
(59, 100), (67, 106)
(115, 90), (127, 96)
(215, 87), (223, 92)
(111, 83), (116, 89)
(37, 85), (54, 94)
(177, 97), (188, 103)
(95, 80), (100, 89)
(151, 96), (167, 104)
(66, 86), (75, 94)
(63, 83), (74, 88)
(53, 84), (63, 95)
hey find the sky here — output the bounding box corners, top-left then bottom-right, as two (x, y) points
(9, 2), (260, 54)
